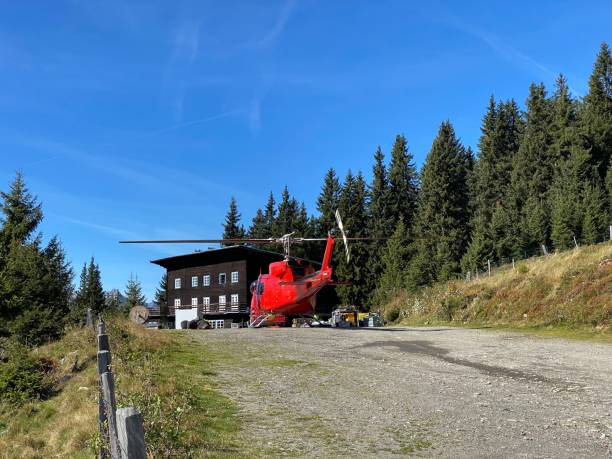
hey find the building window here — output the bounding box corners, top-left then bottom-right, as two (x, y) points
(219, 295), (226, 306)
(231, 294), (239, 305)
(211, 319), (224, 329)
(191, 276), (198, 287)
(203, 297), (210, 306)
(174, 278), (181, 289)
(231, 271), (239, 283)
(203, 274), (210, 286)
(174, 298), (181, 307)
(191, 297), (198, 306)
(219, 273), (226, 284)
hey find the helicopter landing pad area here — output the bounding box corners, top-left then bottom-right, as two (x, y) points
(187, 327), (611, 458)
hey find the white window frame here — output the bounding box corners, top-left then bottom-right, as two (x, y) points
(174, 278), (181, 289)
(218, 273), (226, 285)
(203, 297), (210, 306)
(219, 295), (226, 306)
(174, 298), (181, 307)
(191, 297), (198, 306)
(231, 271), (239, 283)
(203, 274), (210, 286)
(211, 319), (224, 329)
(231, 294), (239, 305)
(191, 276), (198, 287)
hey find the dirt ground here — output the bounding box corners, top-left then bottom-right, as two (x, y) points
(188, 327), (612, 458)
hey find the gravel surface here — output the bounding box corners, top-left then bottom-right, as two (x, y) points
(188, 327), (612, 458)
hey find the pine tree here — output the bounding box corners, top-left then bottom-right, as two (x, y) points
(316, 169), (341, 235)
(388, 134), (419, 228)
(373, 218), (410, 306)
(407, 121), (471, 288)
(124, 274), (146, 313)
(582, 42), (612, 183)
(222, 197), (245, 245)
(154, 273), (168, 324)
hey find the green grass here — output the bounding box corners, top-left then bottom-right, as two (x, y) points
(0, 321), (249, 458)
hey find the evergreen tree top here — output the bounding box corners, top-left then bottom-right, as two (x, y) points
(0, 171), (43, 245)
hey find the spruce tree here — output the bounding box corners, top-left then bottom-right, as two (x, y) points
(0, 171), (43, 250)
(74, 257), (105, 315)
(388, 134), (419, 228)
(154, 273), (168, 324)
(509, 83), (555, 253)
(124, 274), (146, 313)
(248, 209), (268, 238)
(335, 171), (370, 308)
(606, 165), (612, 218)
(463, 97), (523, 268)
(407, 121), (471, 288)
(582, 42), (612, 183)
(548, 75), (593, 250)
(368, 146), (395, 294)
(581, 184), (607, 244)
(0, 173), (73, 344)
(316, 169), (341, 235)
(275, 187), (299, 236)
(373, 218), (410, 306)
(222, 197), (245, 244)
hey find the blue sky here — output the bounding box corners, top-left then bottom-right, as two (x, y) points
(0, 1), (610, 299)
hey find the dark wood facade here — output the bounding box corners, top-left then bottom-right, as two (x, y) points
(152, 246), (289, 324)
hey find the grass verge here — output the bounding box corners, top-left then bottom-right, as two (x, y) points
(385, 242), (612, 342)
(0, 320), (245, 458)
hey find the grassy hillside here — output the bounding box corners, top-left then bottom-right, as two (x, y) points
(0, 320), (243, 458)
(384, 242), (612, 340)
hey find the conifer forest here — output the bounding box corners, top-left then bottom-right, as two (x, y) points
(223, 43), (612, 310)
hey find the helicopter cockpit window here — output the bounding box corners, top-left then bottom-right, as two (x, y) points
(257, 283), (264, 295)
(250, 281), (257, 293)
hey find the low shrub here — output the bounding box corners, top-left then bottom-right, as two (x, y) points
(0, 339), (54, 404)
(385, 308), (401, 323)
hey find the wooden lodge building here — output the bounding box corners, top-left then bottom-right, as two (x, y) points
(151, 245), (336, 328)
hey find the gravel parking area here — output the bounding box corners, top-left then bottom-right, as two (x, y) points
(188, 327), (612, 458)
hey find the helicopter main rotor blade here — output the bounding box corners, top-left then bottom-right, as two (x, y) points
(120, 237), (386, 244)
(119, 239), (274, 244)
(335, 209), (350, 263)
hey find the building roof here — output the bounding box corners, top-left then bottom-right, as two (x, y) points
(150, 244), (320, 270)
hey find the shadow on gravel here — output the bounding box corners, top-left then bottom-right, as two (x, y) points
(359, 340), (566, 386)
(333, 327), (454, 332)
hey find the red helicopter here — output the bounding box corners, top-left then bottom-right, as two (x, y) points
(121, 211), (374, 327)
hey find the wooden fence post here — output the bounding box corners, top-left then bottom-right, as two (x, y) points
(609, 225), (612, 241)
(116, 407), (146, 459)
(101, 372), (121, 459)
(87, 308), (94, 328)
(487, 260), (491, 277)
(97, 321), (110, 458)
